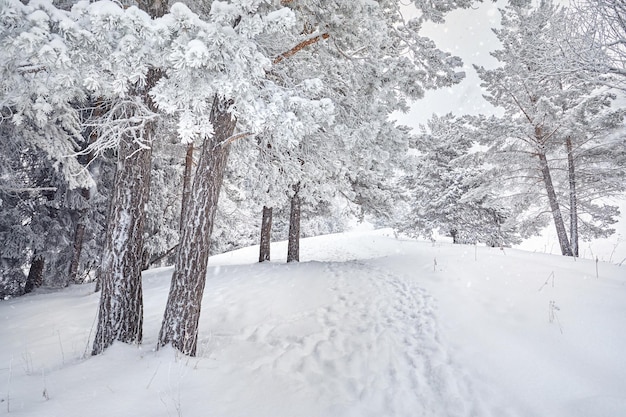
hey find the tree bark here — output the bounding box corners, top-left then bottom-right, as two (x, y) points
(180, 143), (194, 233)
(287, 183), (301, 263)
(259, 206), (272, 262)
(91, 0), (165, 356)
(68, 220), (86, 284)
(566, 137), (579, 257)
(92, 133), (153, 355)
(68, 188), (91, 284)
(24, 253), (44, 294)
(538, 151), (573, 257)
(450, 228), (459, 244)
(158, 96), (236, 356)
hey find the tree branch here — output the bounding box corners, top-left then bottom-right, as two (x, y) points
(17, 64), (46, 74)
(273, 32), (330, 64)
(213, 131), (254, 149)
(0, 187), (57, 194)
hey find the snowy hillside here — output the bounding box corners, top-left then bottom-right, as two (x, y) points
(1, 230), (625, 417)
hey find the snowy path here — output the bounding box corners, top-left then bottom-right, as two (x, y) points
(202, 260), (484, 417)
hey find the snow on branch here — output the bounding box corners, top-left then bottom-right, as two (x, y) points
(79, 97), (157, 157)
(332, 37), (368, 60)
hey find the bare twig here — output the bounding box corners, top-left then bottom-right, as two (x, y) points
(42, 369), (49, 400)
(57, 331), (65, 364)
(146, 362), (161, 389)
(549, 300), (563, 334)
(6, 358), (12, 413)
(538, 271), (555, 292)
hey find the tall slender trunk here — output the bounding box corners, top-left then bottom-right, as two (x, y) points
(68, 188), (91, 284)
(68, 219), (86, 284)
(158, 96), (236, 356)
(24, 253), (44, 294)
(538, 152), (573, 257)
(566, 137), (579, 257)
(259, 206), (272, 262)
(287, 183), (301, 263)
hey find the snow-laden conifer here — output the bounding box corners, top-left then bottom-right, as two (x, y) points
(398, 114), (519, 246)
(474, 0), (625, 256)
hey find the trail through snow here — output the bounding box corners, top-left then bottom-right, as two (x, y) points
(230, 261), (473, 416)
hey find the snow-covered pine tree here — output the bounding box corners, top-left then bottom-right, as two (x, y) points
(88, 0), (168, 355)
(0, 0), (160, 345)
(156, 1), (312, 355)
(0, 129), (40, 298)
(398, 114), (519, 246)
(0, 0), (102, 298)
(0, 120), (106, 298)
(158, 95), (237, 355)
(475, 0), (625, 256)
(553, 94), (625, 255)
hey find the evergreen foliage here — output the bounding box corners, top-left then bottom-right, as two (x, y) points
(474, 0), (625, 256)
(398, 114), (519, 246)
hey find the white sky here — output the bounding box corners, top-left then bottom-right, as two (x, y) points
(395, 0), (507, 129)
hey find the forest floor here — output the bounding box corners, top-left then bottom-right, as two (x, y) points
(1, 229), (625, 417)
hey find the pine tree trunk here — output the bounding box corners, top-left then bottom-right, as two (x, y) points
(24, 253), (44, 294)
(180, 143), (194, 233)
(450, 228), (459, 244)
(68, 221), (86, 284)
(91, 0), (165, 356)
(259, 206), (273, 262)
(68, 188), (91, 284)
(538, 152), (573, 257)
(0, 257), (25, 299)
(158, 96), (236, 356)
(92, 134), (153, 355)
(566, 137), (579, 257)
(287, 183), (301, 263)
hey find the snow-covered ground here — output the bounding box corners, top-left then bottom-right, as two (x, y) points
(1, 229), (625, 417)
